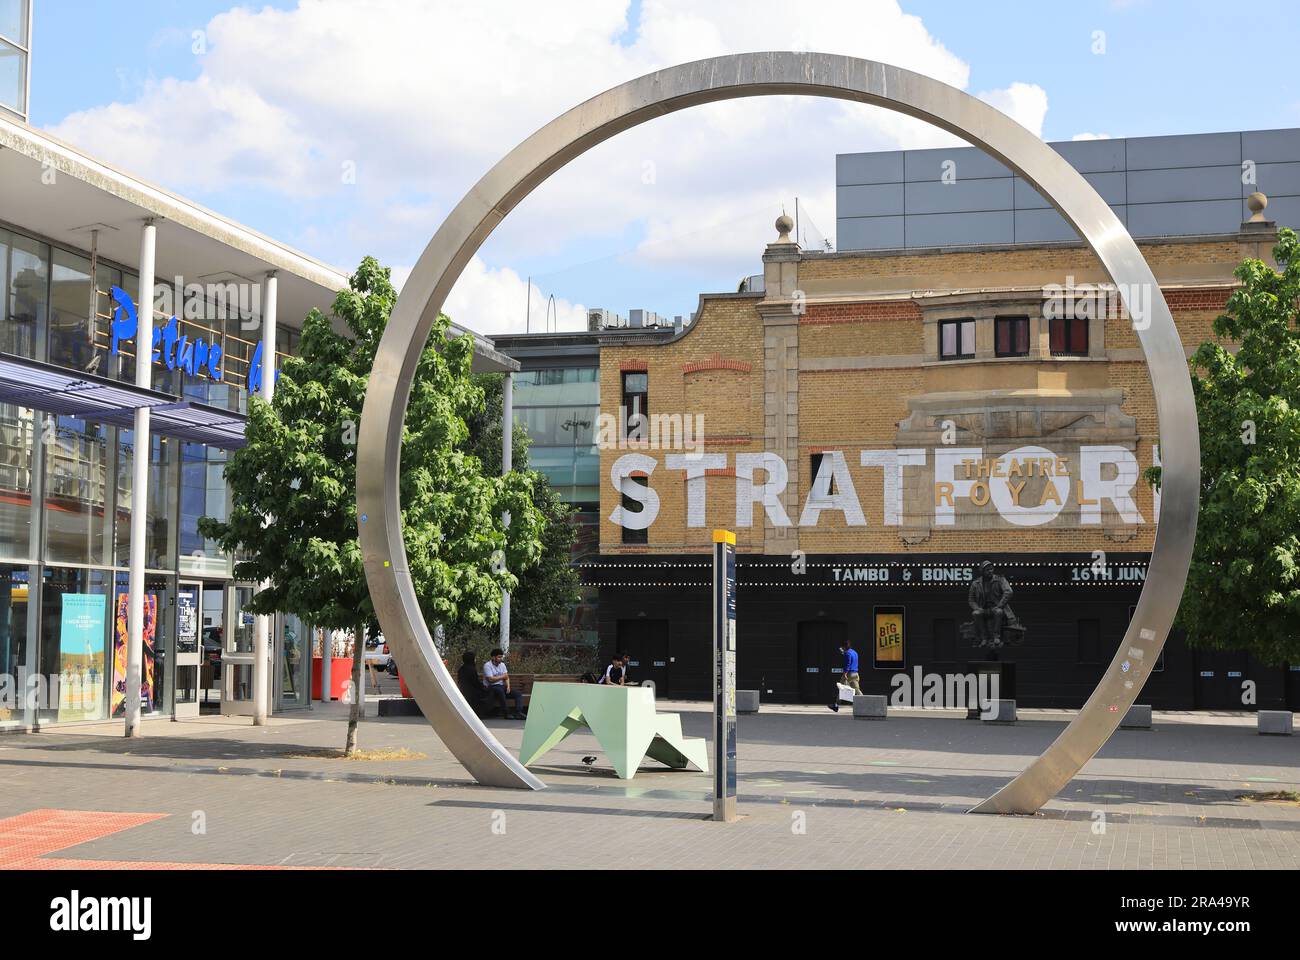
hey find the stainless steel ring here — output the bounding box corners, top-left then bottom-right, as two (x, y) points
(357, 52), (1199, 811)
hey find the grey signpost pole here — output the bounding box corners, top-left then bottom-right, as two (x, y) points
(712, 529), (738, 822)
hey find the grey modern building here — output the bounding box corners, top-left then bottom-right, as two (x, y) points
(0, 0), (31, 122)
(836, 128), (1300, 251)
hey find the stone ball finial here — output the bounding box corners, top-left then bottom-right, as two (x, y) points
(775, 213), (794, 242)
(1247, 191), (1268, 221)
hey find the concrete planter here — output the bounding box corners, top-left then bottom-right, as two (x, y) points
(1258, 710), (1294, 735)
(980, 699), (1017, 723)
(852, 695), (888, 719)
(1121, 704), (1152, 729)
(736, 690), (760, 714)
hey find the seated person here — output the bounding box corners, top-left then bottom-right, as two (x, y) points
(597, 652), (629, 685)
(483, 648), (526, 719)
(457, 651), (486, 710)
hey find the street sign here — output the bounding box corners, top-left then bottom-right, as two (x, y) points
(712, 529), (737, 822)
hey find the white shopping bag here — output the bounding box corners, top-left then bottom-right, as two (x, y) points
(836, 683), (855, 704)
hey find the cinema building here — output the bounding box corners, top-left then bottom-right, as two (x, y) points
(0, 112), (518, 730)
(582, 129), (1300, 711)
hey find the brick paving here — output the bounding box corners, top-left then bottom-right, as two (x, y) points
(0, 703), (1296, 869)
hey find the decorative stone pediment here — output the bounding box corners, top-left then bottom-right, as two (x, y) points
(892, 387), (1143, 543)
(897, 388), (1135, 444)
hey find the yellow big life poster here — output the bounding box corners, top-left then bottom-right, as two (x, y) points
(874, 608), (905, 667)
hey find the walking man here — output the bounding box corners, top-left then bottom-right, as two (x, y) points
(829, 638), (862, 713)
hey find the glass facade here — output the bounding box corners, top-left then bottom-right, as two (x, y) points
(508, 364), (600, 647)
(179, 442), (231, 578)
(2, 228), (47, 360)
(0, 0), (28, 121)
(0, 219), (313, 727)
(279, 611), (311, 708)
(0, 562), (33, 726)
(512, 367), (599, 504)
(0, 403), (36, 559)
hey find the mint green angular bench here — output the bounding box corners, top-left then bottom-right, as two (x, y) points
(518, 682), (708, 779)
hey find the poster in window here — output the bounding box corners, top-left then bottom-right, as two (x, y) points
(57, 594), (107, 722)
(873, 606), (905, 669)
(177, 588), (198, 653)
(111, 593), (157, 717)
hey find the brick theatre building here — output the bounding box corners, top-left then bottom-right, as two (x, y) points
(581, 131), (1300, 711)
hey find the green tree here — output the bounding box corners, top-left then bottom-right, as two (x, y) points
(458, 373), (581, 644)
(1148, 228), (1300, 665)
(199, 258), (544, 752)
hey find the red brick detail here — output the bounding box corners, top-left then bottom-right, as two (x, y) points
(619, 359), (649, 372)
(1162, 287), (1233, 311)
(701, 435), (753, 446)
(800, 301), (922, 325)
(705, 468), (736, 477)
(683, 353), (752, 374)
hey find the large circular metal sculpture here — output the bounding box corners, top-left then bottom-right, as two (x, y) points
(357, 52), (1199, 811)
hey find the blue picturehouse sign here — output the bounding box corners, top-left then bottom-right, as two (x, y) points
(109, 285), (273, 394)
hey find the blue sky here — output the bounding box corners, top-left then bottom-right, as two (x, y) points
(27, 0), (1300, 333)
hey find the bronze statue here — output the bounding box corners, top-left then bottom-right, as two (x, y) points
(963, 560), (1024, 649)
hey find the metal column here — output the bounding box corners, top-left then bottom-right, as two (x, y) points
(712, 529), (738, 822)
(498, 372), (513, 653)
(125, 219), (156, 738)
(251, 271), (277, 725)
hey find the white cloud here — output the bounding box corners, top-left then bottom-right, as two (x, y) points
(976, 82), (1050, 138)
(1072, 132), (1113, 141)
(46, 0), (1056, 333)
(439, 257), (587, 336)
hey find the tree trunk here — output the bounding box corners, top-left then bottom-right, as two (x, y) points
(345, 623), (365, 756)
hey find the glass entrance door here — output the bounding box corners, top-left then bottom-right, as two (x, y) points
(221, 584), (256, 715)
(108, 572), (173, 720)
(174, 582), (201, 718)
(221, 584), (270, 716)
(276, 612), (311, 710)
(199, 582), (224, 711)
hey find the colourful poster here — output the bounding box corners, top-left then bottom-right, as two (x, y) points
(57, 594), (107, 722)
(873, 607), (905, 667)
(111, 593), (157, 717)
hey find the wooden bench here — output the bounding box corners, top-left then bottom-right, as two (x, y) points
(513, 673), (583, 703)
(476, 673), (584, 715)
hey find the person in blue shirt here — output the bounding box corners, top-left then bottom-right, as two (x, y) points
(829, 639), (862, 713)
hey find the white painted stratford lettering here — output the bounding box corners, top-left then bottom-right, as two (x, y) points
(608, 446), (1153, 530)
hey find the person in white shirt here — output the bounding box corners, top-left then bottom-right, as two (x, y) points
(598, 652), (630, 685)
(483, 648), (525, 719)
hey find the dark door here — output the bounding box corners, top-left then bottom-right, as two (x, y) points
(1194, 650), (1249, 710)
(797, 620), (847, 704)
(617, 619), (670, 697)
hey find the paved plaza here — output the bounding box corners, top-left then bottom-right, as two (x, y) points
(1, 702), (1297, 869)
